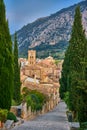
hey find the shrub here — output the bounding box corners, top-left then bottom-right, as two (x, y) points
(81, 122), (87, 130)
(22, 88), (47, 111)
(0, 109), (8, 122)
(26, 95), (33, 109)
(36, 104), (42, 111)
(7, 112), (17, 122)
(12, 99), (17, 106)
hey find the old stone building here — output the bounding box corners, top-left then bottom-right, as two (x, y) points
(12, 50), (64, 119)
(20, 50), (63, 110)
(28, 50), (36, 65)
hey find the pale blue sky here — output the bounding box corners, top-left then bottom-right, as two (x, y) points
(4, 0), (83, 34)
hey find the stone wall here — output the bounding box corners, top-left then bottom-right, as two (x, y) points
(10, 93), (60, 120)
(21, 95), (59, 120)
(10, 106), (17, 116)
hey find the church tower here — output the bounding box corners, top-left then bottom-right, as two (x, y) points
(28, 50), (36, 65)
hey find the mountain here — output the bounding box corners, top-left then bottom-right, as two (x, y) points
(13, 0), (87, 59)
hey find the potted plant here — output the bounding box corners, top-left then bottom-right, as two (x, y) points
(0, 109), (8, 128)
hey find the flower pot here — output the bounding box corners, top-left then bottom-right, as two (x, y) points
(0, 121), (1, 128)
(0, 121), (4, 128)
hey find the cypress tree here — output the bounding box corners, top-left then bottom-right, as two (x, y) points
(68, 6), (87, 115)
(77, 34), (87, 123)
(60, 6), (87, 123)
(59, 48), (70, 99)
(13, 32), (21, 104)
(0, 0), (13, 110)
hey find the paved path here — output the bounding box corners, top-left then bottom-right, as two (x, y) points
(12, 101), (70, 130)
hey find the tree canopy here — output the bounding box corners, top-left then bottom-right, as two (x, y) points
(0, 0), (14, 110)
(13, 32), (21, 104)
(60, 6), (87, 123)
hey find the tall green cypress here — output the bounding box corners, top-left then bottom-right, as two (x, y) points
(60, 6), (87, 123)
(77, 35), (87, 123)
(68, 6), (87, 113)
(59, 47), (70, 99)
(13, 32), (21, 104)
(0, 0), (13, 110)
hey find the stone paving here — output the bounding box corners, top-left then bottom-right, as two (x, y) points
(12, 101), (70, 130)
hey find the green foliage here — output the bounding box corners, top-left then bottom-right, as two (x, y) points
(30, 41), (68, 59)
(76, 80), (87, 123)
(0, 109), (8, 122)
(26, 95), (40, 111)
(64, 91), (69, 107)
(29, 90), (47, 104)
(22, 87), (47, 111)
(7, 112), (17, 122)
(12, 99), (18, 106)
(81, 122), (87, 130)
(0, 0), (14, 110)
(59, 49), (70, 98)
(13, 32), (21, 104)
(26, 96), (33, 109)
(0, 0), (6, 24)
(60, 6), (87, 123)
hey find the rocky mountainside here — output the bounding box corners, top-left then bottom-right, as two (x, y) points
(14, 0), (87, 59)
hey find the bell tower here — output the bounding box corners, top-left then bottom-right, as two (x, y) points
(28, 50), (36, 65)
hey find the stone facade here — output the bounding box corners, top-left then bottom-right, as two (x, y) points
(28, 50), (36, 65)
(20, 51), (60, 82)
(23, 65), (41, 79)
(13, 95), (59, 120)
(19, 50), (62, 119)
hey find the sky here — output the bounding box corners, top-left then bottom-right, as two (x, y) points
(4, 0), (83, 34)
